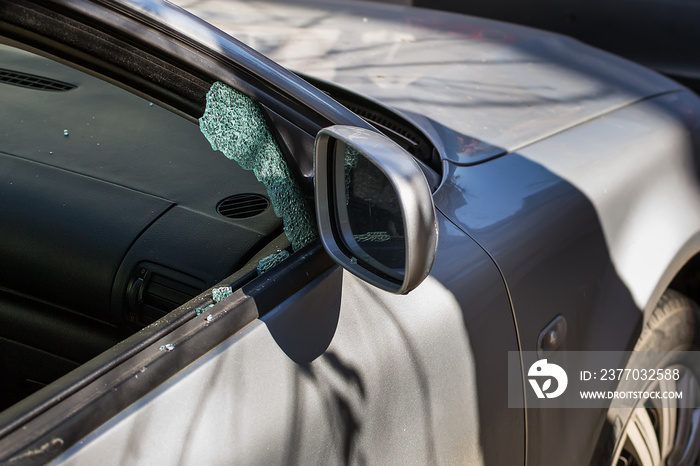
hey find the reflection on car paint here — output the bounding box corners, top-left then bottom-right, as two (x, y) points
(353, 232), (391, 243)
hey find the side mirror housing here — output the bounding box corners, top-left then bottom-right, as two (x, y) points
(314, 125), (438, 294)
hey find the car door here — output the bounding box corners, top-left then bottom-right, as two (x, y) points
(34, 214), (520, 466)
(0, 1), (523, 464)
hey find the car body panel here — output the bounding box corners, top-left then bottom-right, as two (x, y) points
(435, 90), (700, 315)
(414, 0), (700, 93)
(174, 0), (684, 165)
(168, 4), (700, 460)
(176, 0), (700, 335)
(52, 213), (522, 466)
(1, 0), (699, 464)
(434, 90), (700, 464)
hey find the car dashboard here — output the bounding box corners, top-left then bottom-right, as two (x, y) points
(0, 43), (283, 410)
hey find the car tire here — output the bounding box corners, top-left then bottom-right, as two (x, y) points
(600, 290), (700, 466)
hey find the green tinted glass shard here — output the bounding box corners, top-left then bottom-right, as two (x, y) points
(212, 286), (232, 303)
(199, 82), (317, 251)
(257, 250), (291, 275)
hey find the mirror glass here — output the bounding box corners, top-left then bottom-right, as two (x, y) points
(332, 142), (405, 282)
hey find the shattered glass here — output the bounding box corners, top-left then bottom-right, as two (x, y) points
(256, 250), (291, 275)
(199, 82), (317, 252)
(196, 304), (214, 315)
(212, 286), (233, 303)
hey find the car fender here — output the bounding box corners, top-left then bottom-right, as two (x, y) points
(434, 90), (700, 464)
(515, 90), (700, 317)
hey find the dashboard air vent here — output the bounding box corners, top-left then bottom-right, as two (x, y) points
(0, 69), (76, 92)
(126, 263), (204, 326)
(217, 194), (269, 219)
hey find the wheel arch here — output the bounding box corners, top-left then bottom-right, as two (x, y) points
(647, 234), (700, 319)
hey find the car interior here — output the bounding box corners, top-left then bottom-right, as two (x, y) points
(0, 43), (288, 410)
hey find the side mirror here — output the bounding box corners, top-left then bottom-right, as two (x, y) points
(314, 125), (438, 294)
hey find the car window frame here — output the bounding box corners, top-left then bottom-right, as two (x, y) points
(0, 0), (372, 461)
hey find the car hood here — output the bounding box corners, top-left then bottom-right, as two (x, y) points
(175, 0), (682, 164)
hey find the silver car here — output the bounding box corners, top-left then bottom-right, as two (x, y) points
(1, 0), (699, 465)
